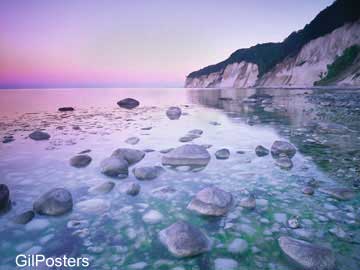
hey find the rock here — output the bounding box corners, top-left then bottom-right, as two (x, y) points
(117, 98), (140, 109)
(215, 148), (230, 160)
(278, 236), (335, 270)
(76, 199), (110, 213)
(274, 213), (287, 224)
(329, 226), (347, 239)
(151, 186), (176, 199)
(162, 144), (210, 167)
(33, 188), (73, 216)
(111, 148), (145, 165)
(125, 137), (140, 145)
(2, 136), (14, 144)
(100, 156), (129, 178)
(271, 141), (296, 158)
(275, 155), (293, 170)
(133, 166), (163, 180)
(29, 131), (50, 141)
(88, 181), (115, 194)
(166, 107), (182, 120)
(227, 238), (248, 254)
(209, 121), (221, 126)
(287, 216), (300, 229)
(187, 186), (233, 216)
(0, 184), (10, 211)
(159, 220), (211, 257)
(214, 258), (238, 270)
(319, 187), (356, 201)
(142, 210), (163, 224)
(302, 186), (314, 195)
(188, 129), (203, 136)
(58, 107), (74, 112)
(179, 136), (196, 143)
(69, 154), (92, 168)
(128, 262), (148, 270)
(255, 145), (269, 157)
(239, 193), (256, 210)
(160, 148), (174, 154)
(123, 181), (140, 196)
(12, 211), (35, 224)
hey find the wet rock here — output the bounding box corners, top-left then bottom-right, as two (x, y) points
(58, 107), (74, 112)
(239, 193), (256, 210)
(125, 137), (140, 145)
(117, 98), (140, 109)
(179, 135), (196, 143)
(166, 107), (182, 120)
(111, 148), (145, 165)
(214, 258), (238, 270)
(215, 148), (230, 160)
(33, 188), (73, 216)
(69, 154), (92, 168)
(302, 186), (314, 195)
(12, 211), (35, 224)
(123, 181), (140, 196)
(76, 199), (110, 213)
(159, 220), (211, 257)
(275, 155), (293, 170)
(162, 144), (210, 167)
(2, 136), (14, 144)
(209, 121), (221, 126)
(271, 141), (296, 158)
(160, 148), (174, 154)
(187, 186), (232, 216)
(100, 156), (129, 178)
(287, 216), (300, 229)
(88, 181), (115, 194)
(142, 210), (163, 224)
(255, 145), (269, 157)
(319, 187), (356, 201)
(29, 131), (50, 141)
(188, 129), (203, 136)
(133, 166), (163, 180)
(0, 184), (10, 211)
(278, 236), (335, 270)
(227, 238), (248, 254)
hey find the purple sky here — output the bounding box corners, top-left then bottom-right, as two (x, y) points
(0, 0), (333, 88)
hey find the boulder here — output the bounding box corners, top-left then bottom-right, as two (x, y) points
(133, 166), (163, 180)
(159, 220), (211, 257)
(162, 144), (210, 167)
(271, 141), (296, 158)
(166, 107), (182, 120)
(70, 154), (92, 168)
(187, 186), (232, 216)
(215, 148), (230, 160)
(12, 210), (35, 224)
(111, 148), (145, 165)
(58, 107), (74, 112)
(100, 156), (129, 178)
(117, 98), (140, 109)
(29, 131), (50, 141)
(278, 236), (335, 270)
(33, 188), (73, 216)
(0, 184), (10, 210)
(255, 145), (269, 157)
(319, 187), (356, 201)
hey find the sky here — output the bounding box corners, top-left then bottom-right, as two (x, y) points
(0, 0), (334, 88)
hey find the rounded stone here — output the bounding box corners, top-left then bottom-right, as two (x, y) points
(111, 148), (145, 165)
(215, 148), (230, 160)
(271, 140), (296, 158)
(33, 188), (73, 216)
(88, 181), (115, 194)
(12, 210), (35, 224)
(166, 107), (182, 120)
(142, 210), (163, 224)
(100, 156), (129, 178)
(214, 258), (238, 270)
(302, 186), (314, 195)
(133, 166), (163, 180)
(239, 194), (256, 210)
(117, 98), (140, 109)
(76, 199), (110, 213)
(255, 145), (269, 157)
(123, 181), (140, 196)
(162, 144), (210, 167)
(70, 154), (92, 168)
(29, 131), (50, 141)
(275, 155), (293, 170)
(227, 238), (248, 254)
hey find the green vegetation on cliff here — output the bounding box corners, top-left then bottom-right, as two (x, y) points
(187, 0), (360, 79)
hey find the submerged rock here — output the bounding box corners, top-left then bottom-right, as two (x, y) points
(215, 148), (230, 160)
(278, 236), (335, 270)
(142, 210), (163, 224)
(29, 131), (50, 141)
(187, 186), (233, 216)
(88, 181), (115, 194)
(33, 188), (73, 216)
(302, 186), (314, 195)
(239, 193), (256, 210)
(111, 148), (145, 165)
(287, 216), (301, 229)
(58, 107), (74, 112)
(123, 181), (140, 196)
(100, 156), (129, 178)
(76, 199), (110, 213)
(70, 154), (92, 168)
(0, 184), (10, 211)
(319, 187), (356, 201)
(214, 258), (238, 270)
(188, 129), (203, 136)
(159, 220), (211, 257)
(117, 98), (140, 109)
(255, 145), (269, 157)
(275, 155), (293, 170)
(125, 137), (140, 145)
(12, 210), (35, 224)
(133, 166), (163, 180)
(162, 144), (210, 167)
(227, 238), (248, 254)
(166, 107), (182, 120)
(271, 141), (296, 158)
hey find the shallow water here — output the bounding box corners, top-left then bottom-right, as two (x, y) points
(0, 88), (359, 270)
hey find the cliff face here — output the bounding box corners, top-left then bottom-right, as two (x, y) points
(185, 20), (360, 88)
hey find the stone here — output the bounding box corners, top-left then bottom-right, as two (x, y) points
(187, 186), (232, 216)
(275, 155), (293, 170)
(215, 148), (230, 160)
(88, 181), (115, 194)
(319, 187), (356, 201)
(214, 258), (238, 270)
(271, 141), (296, 158)
(2, 136), (14, 143)
(188, 129), (203, 136)
(125, 137), (140, 145)
(142, 210), (163, 224)
(76, 199), (110, 213)
(160, 148), (174, 154)
(278, 236), (335, 270)
(287, 216), (300, 229)
(70, 154), (92, 168)
(29, 131), (50, 141)
(123, 181), (140, 196)
(159, 220), (211, 257)
(227, 238), (248, 254)
(111, 148), (145, 165)
(239, 193), (256, 210)
(133, 166), (163, 180)
(117, 98), (140, 109)
(33, 188), (73, 216)
(0, 184), (10, 211)
(58, 107), (74, 112)
(162, 144), (210, 167)
(255, 145), (269, 157)
(302, 186), (314, 195)
(100, 156), (129, 178)
(12, 210), (35, 224)
(166, 107), (182, 120)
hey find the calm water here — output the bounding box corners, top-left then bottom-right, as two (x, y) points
(0, 88), (359, 269)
